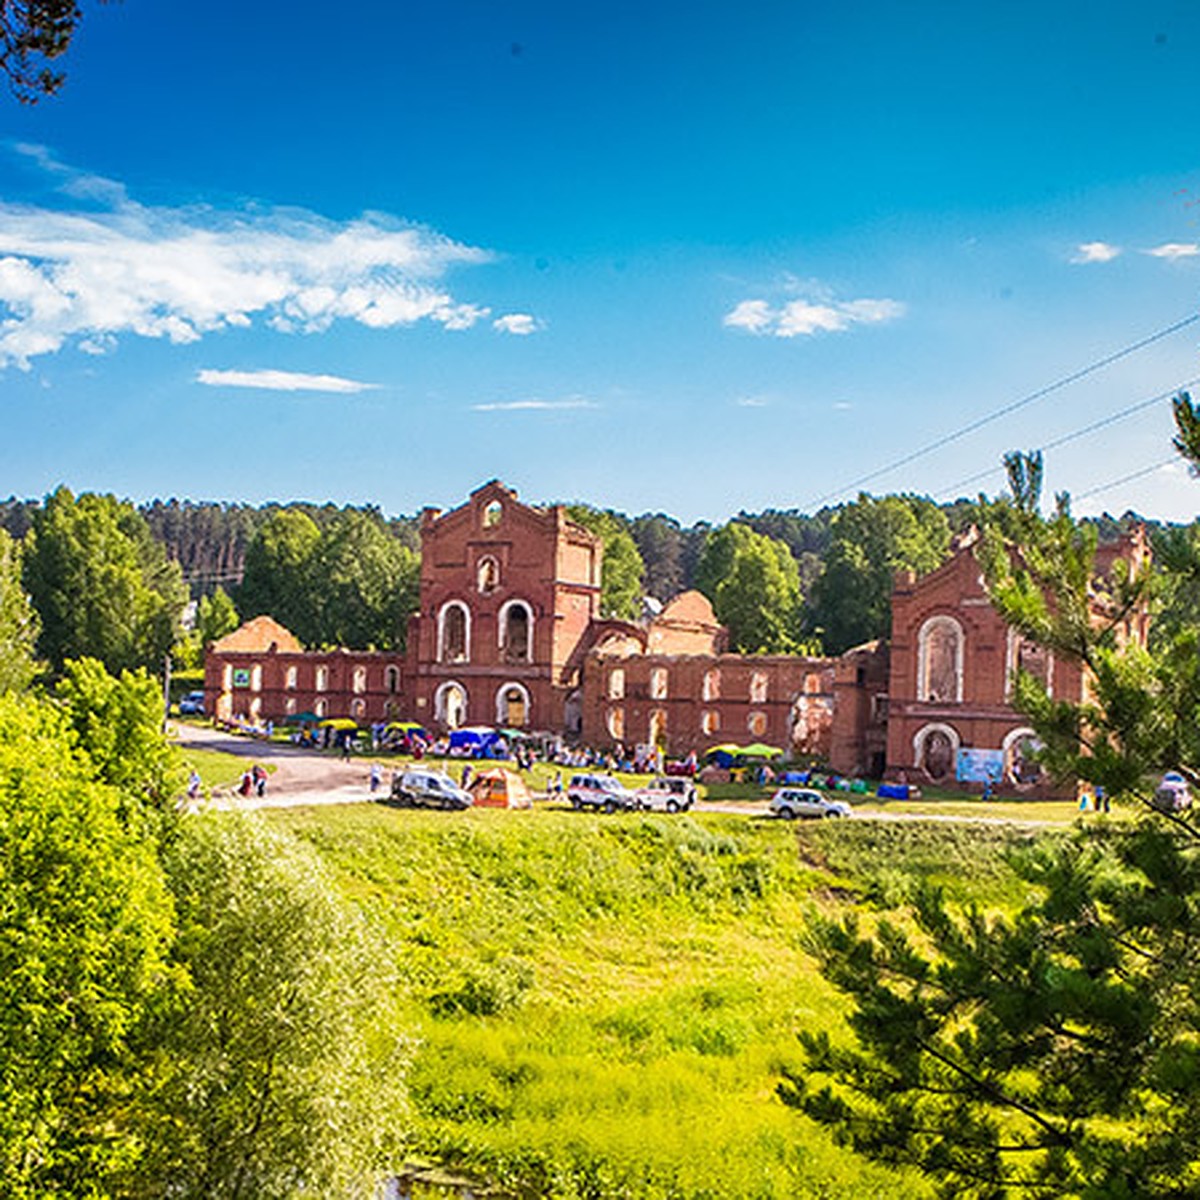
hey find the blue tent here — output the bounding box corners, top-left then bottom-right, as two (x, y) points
(449, 727), (503, 756)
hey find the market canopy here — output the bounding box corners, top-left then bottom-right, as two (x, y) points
(318, 717), (358, 731)
(287, 711), (319, 724)
(741, 743), (784, 758)
(386, 721), (427, 737)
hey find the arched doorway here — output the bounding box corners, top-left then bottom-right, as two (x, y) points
(495, 682), (530, 728)
(435, 681), (468, 729)
(913, 722), (960, 783)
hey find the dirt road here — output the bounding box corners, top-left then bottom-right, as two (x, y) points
(173, 722), (380, 810)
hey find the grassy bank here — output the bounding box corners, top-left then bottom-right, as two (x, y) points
(261, 804), (1042, 1197)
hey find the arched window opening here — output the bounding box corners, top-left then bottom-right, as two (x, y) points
(608, 668), (625, 700)
(438, 602), (470, 664)
(650, 667), (668, 699)
(483, 500), (502, 528)
(315, 665), (328, 692)
(285, 665), (298, 690)
(351, 698), (366, 720)
(314, 698), (327, 718)
(702, 669), (720, 701)
(649, 709), (667, 748)
(607, 706), (625, 741)
(918, 616), (964, 703)
(353, 666), (367, 694)
(285, 697), (296, 715)
(748, 711), (768, 737)
(750, 672), (768, 703)
(501, 600), (532, 664)
(385, 665), (400, 694)
(250, 665), (262, 693)
(702, 709), (719, 735)
(477, 556), (500, 594)
(1007, 632), (1053, 701)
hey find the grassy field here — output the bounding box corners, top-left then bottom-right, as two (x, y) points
(260, 802), (1048, 1197)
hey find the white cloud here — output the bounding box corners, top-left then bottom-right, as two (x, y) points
(0, 147), (498, 367)
(493, 312), (542, 335)
(724, 292), (904, 338)
(196, 368), (377, 394)
(1146, 242), (1200, 259)
(472, 397), (596, 412)
(1072, 241), (1122, 263)
(735, 395), (769, 407)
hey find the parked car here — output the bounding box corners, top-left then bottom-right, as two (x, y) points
(567, 773), (637, 813)
(1152, 771), (1192, 813)
(768, 787), (851, 820)
(178, 690), (205, 715)
(634, 776), (697, 813)
(389, 768), (473, 810)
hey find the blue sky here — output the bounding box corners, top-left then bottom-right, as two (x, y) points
(3, 0), (1200, 523)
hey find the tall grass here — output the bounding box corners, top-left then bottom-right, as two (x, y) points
(264, 805), (1035, 1196)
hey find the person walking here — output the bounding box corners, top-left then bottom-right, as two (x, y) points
(370, 762), (382, 794)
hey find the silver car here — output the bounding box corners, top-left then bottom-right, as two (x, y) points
(769, 787), (851, 820)
(389, 769), (473, 811)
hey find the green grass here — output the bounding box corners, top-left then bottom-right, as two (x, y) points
(251, 803), (1053, 1197)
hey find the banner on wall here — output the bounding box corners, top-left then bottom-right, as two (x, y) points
(956, 747), (1004, 783)
(232, 668), (251, 688)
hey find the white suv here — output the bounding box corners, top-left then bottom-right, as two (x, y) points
(634, 776), (696, 813)
(768, 788), (851, 820)
(567, 773), (637, 813)
(389, 768), (473, 811)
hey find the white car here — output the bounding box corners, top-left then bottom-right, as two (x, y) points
(769, 788), (851, 820)
(634, 776), (696, 813)
(567, 773), (637, 813)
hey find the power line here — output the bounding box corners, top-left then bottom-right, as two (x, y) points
(806, 311), (1200, 509)
(935, 376), (1200, 500)
(1074, 456), (1179, 503)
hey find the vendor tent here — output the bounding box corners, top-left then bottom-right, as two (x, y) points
(469, 768), (533, 809)
(448, 726), (504, 756)
(318, 717), (358, 731)
(741, 743), (783, 758)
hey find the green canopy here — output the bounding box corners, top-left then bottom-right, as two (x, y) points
(287, 711), (319, 724)
(741, 743), (783, 758)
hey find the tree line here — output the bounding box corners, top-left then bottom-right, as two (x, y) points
(0, 482), (1181, 682)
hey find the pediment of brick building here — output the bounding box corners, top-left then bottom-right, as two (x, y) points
(211, 615), (302, 654)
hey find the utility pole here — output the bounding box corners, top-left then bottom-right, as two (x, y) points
(162, 651), (172, 732)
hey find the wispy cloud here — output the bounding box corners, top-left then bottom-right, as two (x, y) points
(493, 312), (542, 335)
(472, 397), (596, 412)
(0, 146), (498, 367)
(1146, 242), (1200, 259)
(724, 293), (905, 338)
(196, 368), (377, 394)
(735, 395), (770, 407)
(1072, 241), (1122, 264)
